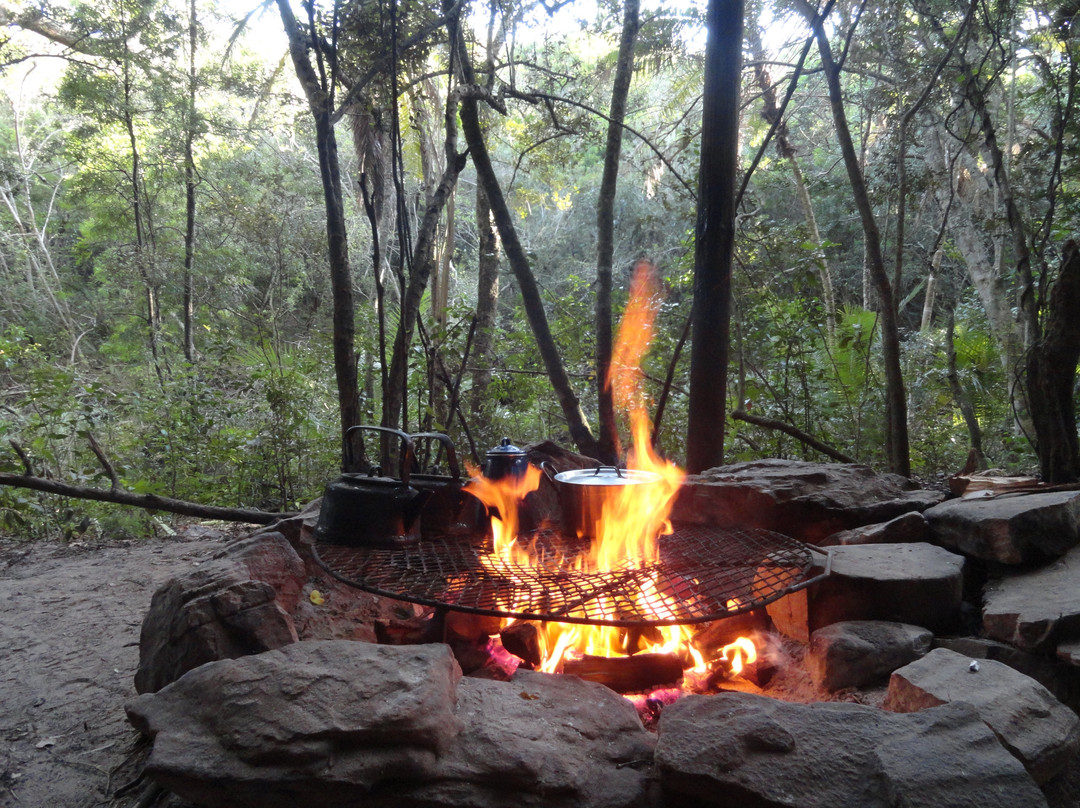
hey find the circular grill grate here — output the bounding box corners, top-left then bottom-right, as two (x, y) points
(313, 523), (815, 627)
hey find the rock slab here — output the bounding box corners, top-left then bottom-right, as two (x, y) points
(127, 641), (655, 808)
(983, 543), (1080, 652)
(654, 690), (1047, 807)
(924, 490), (1080, 564)
(806, 620), (932, 691)
(768, 543), (964, 641)
(672, 459), (941, 542)
(885, 647), (1080, 784)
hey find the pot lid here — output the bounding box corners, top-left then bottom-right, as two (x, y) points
(486, 437), (527, 457)
(553, 466), (661, 486)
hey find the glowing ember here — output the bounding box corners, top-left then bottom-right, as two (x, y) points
(464, 261), (756, 683)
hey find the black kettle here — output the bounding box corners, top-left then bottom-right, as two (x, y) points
(314, 426), (429, 548)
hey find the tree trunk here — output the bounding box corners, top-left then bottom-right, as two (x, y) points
(471, 184), (500, 417)
(801, 2), (910, 476)
(746, 15), (836, 341)
(595, 0), (640, 465)
(275, 0), (363, 471)
(945, 307), (986, 469)
(686, 0), (743, 474)
(449, 5), (598, 457)
(182, 0), (197, 364)
(1025, 243), (1080, 483)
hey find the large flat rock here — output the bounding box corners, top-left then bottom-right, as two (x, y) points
(768, 543), (964, 640)
(671, 459), (941, 542)
(126, 641), (655, 808)
(924, 491), (1080, 564)
(983, 544), (1080, 652)
(654, 691), (1047, 807)
(885, 647), (1080, 784)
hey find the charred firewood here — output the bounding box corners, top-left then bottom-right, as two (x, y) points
(500, 620), (543, 668)
(562, 652), (683, 693)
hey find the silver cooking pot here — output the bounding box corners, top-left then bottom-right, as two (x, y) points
(543, 464), (663, 540)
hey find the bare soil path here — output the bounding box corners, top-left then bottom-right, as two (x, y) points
(0, 525), (240, 808)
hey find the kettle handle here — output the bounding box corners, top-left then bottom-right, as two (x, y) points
(408, 432), (461, 481)
(344, 425), (415, 485)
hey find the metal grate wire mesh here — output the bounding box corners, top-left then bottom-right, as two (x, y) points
(313, 523), (815, 627)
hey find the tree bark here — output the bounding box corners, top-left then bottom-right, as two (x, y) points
(471, 184), (500, 416)
(1025, 243), (1080, 483)
(182, 0), (197, 364)
(276, 0), (363, 471)
(0, 473), (294, 525)
(746, 15), (836, 340)
(450, 8), (598, 457)
(800, 0), (910, 476)
(944, 307), (986, 469)
(595, 0), (640, 465)
(686, 0), (743, 474)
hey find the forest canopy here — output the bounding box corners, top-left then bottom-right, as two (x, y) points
(0, 0), (1077, 538)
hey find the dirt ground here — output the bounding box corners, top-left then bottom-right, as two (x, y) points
(0, 523), (243, 808)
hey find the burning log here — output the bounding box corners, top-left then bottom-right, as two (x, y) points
(500, 620), (543, 668)
(562, 652), (683, 693)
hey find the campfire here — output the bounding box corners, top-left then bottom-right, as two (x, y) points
(312, 263), (817, 700)
(442, 264), (769, 692)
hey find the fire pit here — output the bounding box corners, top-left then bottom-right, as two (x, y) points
(313, 523), (826, 627)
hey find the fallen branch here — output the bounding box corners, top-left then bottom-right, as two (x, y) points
(0, 472), (295, 525)
(730, 408), (857, 464)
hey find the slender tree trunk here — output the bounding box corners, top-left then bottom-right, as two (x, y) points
(471, 184), (500, 416)
(686, 0), (743, 473)
(801, 1), (910, 476)
(746, 14), (836, 340)
(1025, 243), (1080, 483)
(595, 0), (640, 464)
(452, 8), (598, 457)
(182, 0), (197, 364)
(945, 306), (986, 469)
(276, 0), (362, 471)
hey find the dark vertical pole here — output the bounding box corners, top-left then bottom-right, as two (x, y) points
(686, 0), (743, 474)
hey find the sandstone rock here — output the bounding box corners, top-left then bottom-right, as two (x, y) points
(127, 641), (655, 808)
(885, 647), (1080, 784)
(806, 620), (932, 691)
(1058, 640), (1080, 667)
(671, 459), (942, 543)
(134, 532), (305, 694)
(982, 544), (1080, 652)
(819, 510), (929, 546)
(768, 543), (963, 641)
(655, 691), (1046, 807)
(935, 636), (1080, 710)
(924, 490), (1080, 564)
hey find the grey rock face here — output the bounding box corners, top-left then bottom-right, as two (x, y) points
(806, 620), (932, 691)
(654, 690), (1047, 807)
(672, 459), (941, 543)
(126, 642), (656, 808)
(820, 510), (929, 546)
(885, 647), (1080, 784)
(983, 544), (1080, 652)
(134, 531), (305, 694)
(925, 490), (1080, 564)
(789, 543), (964, 636)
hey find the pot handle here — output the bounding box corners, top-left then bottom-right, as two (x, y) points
(539, 460), (558, 484)
(344, 425), (415, 485)
(408, 432), (461, 481)
(593, 465), (625, 477)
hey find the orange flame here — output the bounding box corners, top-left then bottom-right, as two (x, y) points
(464, 261), (755, 683)
(721, 637), (757, 676)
